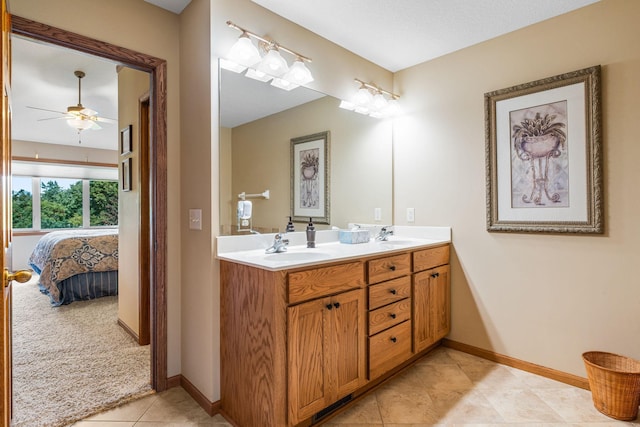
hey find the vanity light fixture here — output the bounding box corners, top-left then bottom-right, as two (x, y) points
(339, 79), (401, 119)
(224, 21), (314, 90)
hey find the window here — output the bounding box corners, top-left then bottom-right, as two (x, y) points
(11, 176), (33, 229)
(12, 176), (118, 230)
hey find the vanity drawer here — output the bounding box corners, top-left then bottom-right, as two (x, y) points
(288, 261), (365, 304)
(369, 299), (411, 336)
(368, 276), (411, 310)
(369, 320), (412, 380)
(368, 253), (411, 284)
(413, 245), (450, 272)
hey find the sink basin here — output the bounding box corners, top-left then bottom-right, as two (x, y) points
(262, 252), (331, 262)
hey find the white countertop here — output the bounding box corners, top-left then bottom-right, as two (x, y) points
(216, 226), (451, 271)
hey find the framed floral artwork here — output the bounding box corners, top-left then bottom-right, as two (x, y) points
(485, 65), (603, 233)
(290, 131), (330, 224)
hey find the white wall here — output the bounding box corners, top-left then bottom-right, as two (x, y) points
(393, 0), (640, 376)
(12, 235), (42, 271)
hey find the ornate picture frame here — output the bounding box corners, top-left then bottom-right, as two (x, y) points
(485, 65), (603, 233)
(290, 131), (330, 224)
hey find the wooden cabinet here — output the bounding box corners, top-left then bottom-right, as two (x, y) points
(413, 249), (451, 353)
(288, 288), (366, 425)
(220, 242), (450, 427)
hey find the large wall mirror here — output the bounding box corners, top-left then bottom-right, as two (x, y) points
(219, 65), (393, 235)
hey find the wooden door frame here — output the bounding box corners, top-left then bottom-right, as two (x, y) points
(10, 16), (168, 391)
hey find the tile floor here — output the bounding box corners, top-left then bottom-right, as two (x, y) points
(72, 347), (640, 426)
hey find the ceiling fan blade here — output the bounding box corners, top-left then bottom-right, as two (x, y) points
(27, 106), (67, 115)
(80, 107), (98, 116)
(95, 116), (117, 124)
(37, 116), (72, 122)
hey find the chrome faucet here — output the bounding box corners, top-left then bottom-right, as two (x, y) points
(265, 233), (289, 253)
(375, 226), (394, 241)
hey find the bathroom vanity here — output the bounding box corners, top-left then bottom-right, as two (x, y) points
(217, 227), (451, 427)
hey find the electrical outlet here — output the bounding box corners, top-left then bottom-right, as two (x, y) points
(189, 209), (202, 230)
(374, 207), (382, 221)
(406, 207), (415, 223)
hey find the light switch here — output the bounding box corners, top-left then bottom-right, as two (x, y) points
(374, 207), (382, 221)
(189, 209), (202, 230)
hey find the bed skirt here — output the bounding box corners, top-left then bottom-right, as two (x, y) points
(34, 268), (118, 306)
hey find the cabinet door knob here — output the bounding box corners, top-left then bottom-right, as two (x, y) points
(326, 304), (333, 310)
(389, 289), (397, 295)
(333, 302), (340, 309)
(390, 337), (397, 343)
(389, 265), (396, 271)
(431, 273), (437, 278)
(390, 313), (396, 319)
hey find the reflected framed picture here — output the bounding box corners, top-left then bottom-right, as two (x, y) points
(485, 65), (603, 233)
(122, 158), (131, 192)
(120, 124), (132, 155)
(291, 131), (330, 224)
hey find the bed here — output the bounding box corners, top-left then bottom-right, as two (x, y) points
(28, 229), (119, 306)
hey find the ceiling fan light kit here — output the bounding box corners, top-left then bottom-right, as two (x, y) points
(28, 69), (116, 143)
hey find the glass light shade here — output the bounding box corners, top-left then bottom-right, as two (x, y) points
(245, 68), (273, 82)
(339, 100), (356, 111)
(282, 60), (313, 85)
(383, 98), (401, 117)
(257, 49), (289, 78)
(352, 87), (373, 107)
(66, 117), (95, 130)
(220, 58), (247, 73)
(271, 78), (299, 91)
(371, 93), (388, 111)
(227, 35), (261, 67)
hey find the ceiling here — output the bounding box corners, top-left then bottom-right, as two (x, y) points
(252, 0), (600, 72)
(11, 0), (600, 151)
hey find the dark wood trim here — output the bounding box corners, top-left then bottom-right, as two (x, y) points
(117, 318), (139, 343)
(166, 374), (181, 389)
(11, 156), (117, 168)
(138, 96), (150, 346)
(10, 15), (168, 391)
(168, 374), (221, 417)
(442, 339), (590, 390)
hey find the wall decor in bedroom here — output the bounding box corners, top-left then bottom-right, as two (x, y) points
(120, 124), (132, 155)
(122, 157), (132, 192)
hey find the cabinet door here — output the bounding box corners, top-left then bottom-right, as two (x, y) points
(330, 288), (366, 399)
(288, 298), (330, 423)
(413, 264), (451, 353)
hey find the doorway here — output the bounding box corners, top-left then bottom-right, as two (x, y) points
(10, 15), (168, 393)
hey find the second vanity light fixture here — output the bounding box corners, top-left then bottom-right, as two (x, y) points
(223, 21), (314, 91)
(339, 79), (401, 119)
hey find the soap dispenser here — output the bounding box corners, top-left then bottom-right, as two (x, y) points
(285, 216), (295, 233)
(306, 217), (316, 248)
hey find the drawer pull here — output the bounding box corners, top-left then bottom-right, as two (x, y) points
(333, 302), (340, 309)
(390, 337), (397, 343)
(326, 304), (333, 310)
(390, 313), (396, 319)
(389, 289), (397, 295)
(389, 265), (396, 271)
(431, 272), (440, 278)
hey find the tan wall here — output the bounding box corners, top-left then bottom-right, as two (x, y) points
(393, 0), (640, 376)
(117, 67), (150, 338)
(178, 0), (215, 399)
(10, 0), (182, 376)
(228, 96), (392, 233)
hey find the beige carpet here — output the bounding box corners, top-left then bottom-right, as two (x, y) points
(11, 277), (152, 427)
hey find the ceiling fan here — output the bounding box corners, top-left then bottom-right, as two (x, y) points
(27, 70), (117, 143)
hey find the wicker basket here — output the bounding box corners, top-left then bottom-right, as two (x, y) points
(582, 351), (640, 420)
